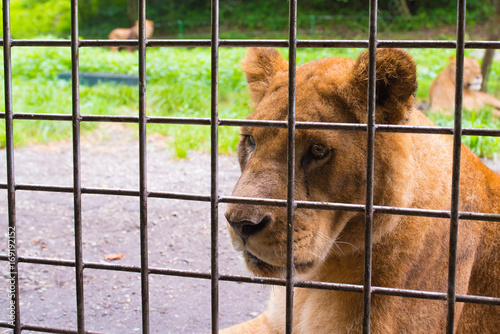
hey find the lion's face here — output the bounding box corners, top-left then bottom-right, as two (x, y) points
(225, 48), (418, 277)
(447, 57), (482, 91)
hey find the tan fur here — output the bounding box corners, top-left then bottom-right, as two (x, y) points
(222, 48), (500, 333)
(429, 57), (500, 115)
(108, 20), (154, 52)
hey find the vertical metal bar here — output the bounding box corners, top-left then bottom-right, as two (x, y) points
(210, 0), (220, 332)
(138, 0), (150, 332)
(2, 0), (20, 333)
(363, 0), (378, 332)
(446, 0), (466, 332)
(70, 1), (85, 333)
(286, 0), (297, 333)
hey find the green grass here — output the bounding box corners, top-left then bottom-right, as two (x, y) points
(428, 108), (500, 159)
(1, 45), (499, 158)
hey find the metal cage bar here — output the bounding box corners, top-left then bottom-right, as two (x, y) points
(3, 39), (500, 49)
(137, 0), (151, 332)
(2, 0), (20, 333)
(446, 0), (467, 332)
(2, 113), (500, 137)
(0, 253), (498, 305)
(1, 0), (500, 333)
(210, 0), (220, 332)
(285, 1), (298, 333)
(362, 0), (378, 331)
(70, 0), (85, 333)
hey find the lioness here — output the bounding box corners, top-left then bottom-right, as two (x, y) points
(108, 20), (154, 52)
(429, 56), (500, 115)
(223, 48), (500, 333)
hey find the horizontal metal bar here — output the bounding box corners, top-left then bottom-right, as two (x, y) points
(148, 191), (211, 202)
(5, 183), (210, 201)
(147, 116), (211, 125)
(15, 256), (75, 267)
(0, 113), (213, 125)
(2, 39), (500, 49)
(148, 39), (212, 47)
(294, 280), (363, 293)
(297, 40), (368, 48)
(0, 322), (104, 334)
(461, 128), (500, 137)
(81, 115), (138, 123)
(219, 273), (286, 286)
(80, 40), (145, 47)
(458, 211), (500, 222)
(219, 119), (287, 129)
(23, 324), (105, 334)
(2, 254), (498, 306)
(149, 267), (211, 279)
(456, 293), (500, 306)
(219, 195), (287, 207)
(8, 39), (72, 47)
(3, 113), (499, 137)
(83, 187), (139, 197)
(85, 262), (141, 273)
(14, 184), (74, 193)
(2, 184), (499, 222)
(220, 40), (289, 47)
(4, 113), (74, 121)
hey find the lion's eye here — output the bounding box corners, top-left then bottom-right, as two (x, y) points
(310, 144), (329, 160)
(247, 135), (256, 149)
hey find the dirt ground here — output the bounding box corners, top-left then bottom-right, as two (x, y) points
(0, 125), (499, 334)
(0, 125), (269, 333)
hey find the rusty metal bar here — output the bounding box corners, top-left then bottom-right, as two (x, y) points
(446, 0), (467, 332)
(2, 0), (20, 333)
(0, 2), (499, 333)
(3, 39), (500, 49)
(70, 1), (85, 333)
(1, 183), (499, 223)
(210, 0), (220, 332)
(362, 0), (378, 332)
(0, 323), (105, 334)
(2, 254), (499, 308)
(137, 0), (151, 333)
(285, 0), (298, 333)
(2, 112), (500, 137)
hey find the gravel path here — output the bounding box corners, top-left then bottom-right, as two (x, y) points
(0, 125), (268, 333)
(0, 124), (498, 333)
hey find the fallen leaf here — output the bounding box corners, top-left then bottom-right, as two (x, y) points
(104, 253), (124, 260)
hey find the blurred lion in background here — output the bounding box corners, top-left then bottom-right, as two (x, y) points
(429, 57), (500, 115)
(108, 19), (154, 52)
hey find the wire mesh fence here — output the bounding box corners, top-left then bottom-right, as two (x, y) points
(1, 0), (500, 333)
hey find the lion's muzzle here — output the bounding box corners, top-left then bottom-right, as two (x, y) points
(225, 211), (272, 241)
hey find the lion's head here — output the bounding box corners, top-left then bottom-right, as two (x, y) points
(225, 48), (419, 278)
(131, 19), (155, 38)
(446, 56), (483, 91)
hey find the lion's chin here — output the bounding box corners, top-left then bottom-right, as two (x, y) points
(243, 250), (316, 277)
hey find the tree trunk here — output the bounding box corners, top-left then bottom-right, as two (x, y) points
(395, 0), (412, 17)
(481, 0), (500, 92)
(127, 0), (138, 24)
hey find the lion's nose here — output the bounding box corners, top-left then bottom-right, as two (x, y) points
(225, 214), (271, 240)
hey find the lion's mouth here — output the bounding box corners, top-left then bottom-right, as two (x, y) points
(244, 250), (315, 274)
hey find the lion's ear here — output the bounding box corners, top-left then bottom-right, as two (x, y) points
(242, 47), (288, 105)
(350, 48), (417, 124)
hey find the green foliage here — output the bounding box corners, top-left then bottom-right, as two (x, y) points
(1, 44), (499, 159)
(0, 46), (252, 156)
(428, 109), (500, 159)
(0, 0), (495, 39)
(2, 0), (71, 38)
